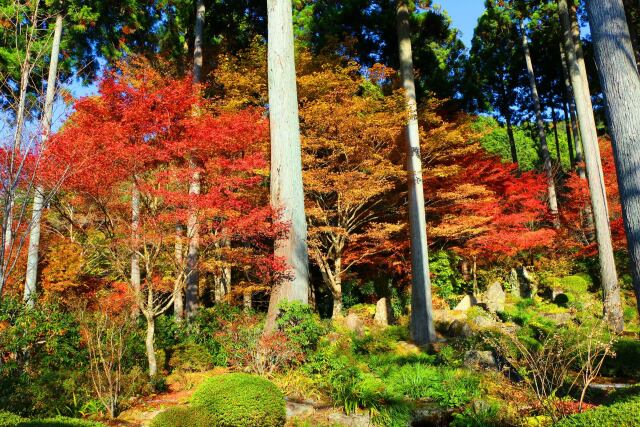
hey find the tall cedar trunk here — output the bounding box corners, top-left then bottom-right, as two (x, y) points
(560, 0), (624, 332)
(1, 25), (32, 293)
(397, 0), (436, 345)
(144, 312), (157, 377)
(185, 170), (200, 318)
(552, 108), (562, 167)
(184, 0), (205, 318)
(519, 20), (560, 224)
(24, 14), (63, 306)
(264, 0), (310, 331)
(130, 184), (141, 308)
(243, 290), (252, 311)
(585, 0), (640, 318)
(505, 114), (519, 164)
(562, 100), (576, 168)
(571, 6), (608, 201)
(173, 224), (184, 319)
(560, 40), (585, 177)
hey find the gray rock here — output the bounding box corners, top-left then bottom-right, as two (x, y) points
(373, 297), (393, 326)
(345, 313), (364, 335)
(464, 350), (498, 370)
(509, 268), (520, 297)
(454, 294), (477, 311)
(286, 400), (315, 418)
(471, 312), (496, 329)
(542, 311), (573, 325)
(484, 281), (506, 313)
(517, 265), (537, 298)
(326, 411), (371, 427)
(447, 319), (473, 337)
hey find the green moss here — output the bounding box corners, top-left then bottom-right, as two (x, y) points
(559, 274), (592, 294)
(556, 396), (640, 426)
(0, 413), (105, 427)
(168, 343), (214, 372)
(150, 407), (210, 427)
(191, 373), (286, 427)
(0, 411), (26, 427)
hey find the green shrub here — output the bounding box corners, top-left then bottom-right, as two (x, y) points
(556, 396), (640, 426)
(559, 274), (592, 293)
(0, 411), (26, 427)
(191, 373), (286, 427)
(168, 343), (214, 372)
(602, 338), (640, 379)
(19, 417), (106, 426)
(276, 301), (326, 352)
(150, 407), (210, 427)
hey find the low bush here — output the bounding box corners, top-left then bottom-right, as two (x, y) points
(191, 373), (286, 427)
(556, 396), (640, 426)
(276, 302), (326, 352)
(168, 343), (214, 372)
(0, 413), (106, 427)
(149, 406), (210, 427)
(0, 411), (26, 427)
(601, 338), (640, 379)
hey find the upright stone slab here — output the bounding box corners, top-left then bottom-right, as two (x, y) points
(484, 281), (506, 313)
(374, 298), (393, 326)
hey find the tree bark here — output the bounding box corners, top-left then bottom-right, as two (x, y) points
(144, 312), (157, 377)
(264, 0), (310, 331)
(130, 184), (141, 309)
(173, 224), (184, 319)
(552, 108), (562, 167)
(24, 14), (63, 307)
(519, 20), (560, 225)
(562, 100), (576, 169)
(397, 0), (436, 345)
(184, 0), (205, 318)
(560, 40), (586, 178)
(585, 0), (640, 319)
(506, 114), (519, 165)
(560, 0), (624, 332)
(185, 170), (200, 318)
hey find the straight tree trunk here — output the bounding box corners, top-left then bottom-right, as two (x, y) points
(144, 312), (157, 377)
(571, 6), (608, 200)
(560, 42), (579, 171)
(173, 224), (184, 319)
(130, 184), (141, 306)
(1, 23), (33, 293)
(264, 0), (310, 331)
(562, 101), (576, 169)
(585, 0), (640, 318)
(519, 20), (560, 225)
(396, 0), (436, 345)
(560, 0), (624, 332)
(552, 108), (562, 167)
(506, 114), (519, 164)
(24, 15), (63, 307)
(184, 0), (205, 318)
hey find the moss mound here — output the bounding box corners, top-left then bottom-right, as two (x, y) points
(191, 373), (286, 427)
(150, 407), (210, 427)
(0, 413), (105, 427)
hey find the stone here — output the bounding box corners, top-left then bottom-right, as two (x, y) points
(344, 313), (364, 335)
(373, 297), (393, 326)
(447, 319), (473, 337)
(484, 281), (506, 313)
(454, 294), (477, 311)
(542, 311), (573, 325)
(509, 268), (520, 297)
(470, 312), (496, 329)
(517, 265), (537, 298)
(464, 350), (498, 370)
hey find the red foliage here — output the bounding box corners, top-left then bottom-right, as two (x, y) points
(561, 139), (626, 254)
(41, 63), (283, 300)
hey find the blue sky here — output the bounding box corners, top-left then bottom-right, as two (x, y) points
(434, 0), (486, 48)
